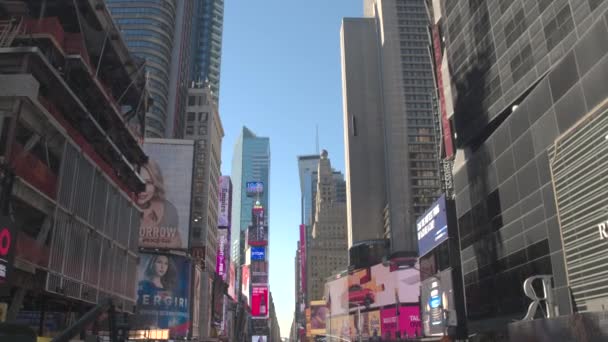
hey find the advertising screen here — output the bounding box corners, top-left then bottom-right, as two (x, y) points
(246, 181), (264, 196)
(242, 265), (250, 304)
(0, 215), (16, 285)
(140, 141), (194, 249)
(339, 263), (419, 310)
(134, 253), (191, 337)
(216, 229), (229, 279)
(251, 285), (269, 318)
(228, 262), (236, 300)
(251, 261), (268, 284)
(252, 336), (267, 342)
(218, 176), (232, 228)
(380, 306), (422, 339)
(251, 247), (265, 261)
(248, 224), (268, 246)
(310, 300), (328, 335)
(212, 275), (225, 336)
(421, 269), (456, 336)
(252, 207), (265, 226)
(325, 272), (349, 316)
(416, 194), (448, 257)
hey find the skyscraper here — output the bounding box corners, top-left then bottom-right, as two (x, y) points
(190, 0), (225, 101)
(341, 0), (441, 258)
(230, 127), (271, 267)
(297, 155), (320, 227)
(431, 0), (608, 333)
(307, 151), (349, 302)
(107, 0), (194, 138)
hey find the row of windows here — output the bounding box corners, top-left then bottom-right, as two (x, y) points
(127, 40), (171, 62)
(398, 25), (427, 33)
(115, 17), (173, 34)
(121, 29), (173, 52)
(109, 6), (174, 26)
(107, 0), (175, 13)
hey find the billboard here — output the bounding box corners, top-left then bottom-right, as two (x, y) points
(227, 262), (236, 300)
(310, 300), (328, 335)
(252, 206), (265, 226)
(380, 306), (422, 339)
(134, 253), (191, 337)
(252, 336), (267, 342)
(251, 247), (265, 261)
(251, 261), (268, 284)
(0, 215), (16, 285)
(216, 229), (229, 280)
(246, 181), (264, 196)
(218, 176), (232, 228)
(421, 270), (457, 336)
(416, 194), (448, 257)
(248, 224), (268, 246)
(140, 141), (194, 249)
(251, 285), (269, 318)
(191, 265), (202, 338)
(242, 265), (250, 304)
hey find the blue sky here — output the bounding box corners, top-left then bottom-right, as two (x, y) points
(219, 0), (361, 336)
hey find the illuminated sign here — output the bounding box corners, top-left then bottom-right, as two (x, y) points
(416, 194), (448, 257)
(251, 286), (269, 318)
(251, 247), (265, 261)
(246, 182), (264, 196)
(218, 176), (232, 228)
(0, 216), (15, 285)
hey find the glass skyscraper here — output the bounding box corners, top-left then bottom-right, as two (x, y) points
(107, 0), (194, 138)
(230, 127), (271, 266)
(190, 0), (224, 101)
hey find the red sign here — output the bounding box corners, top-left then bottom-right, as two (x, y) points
(0, 215), (16, 285)
(251, 285), (269, 318)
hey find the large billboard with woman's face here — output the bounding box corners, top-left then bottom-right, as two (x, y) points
(134, 253), (191, 337)
(140, 140), (194, 249)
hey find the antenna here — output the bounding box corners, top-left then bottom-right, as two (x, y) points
(315, 124), (319, 154)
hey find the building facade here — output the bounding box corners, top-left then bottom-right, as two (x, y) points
(107, 0), (193, 138)
(434, 0), (608, 334)
(230, 127), (270, 268)
(190, 0), (225, 101)
(307, 151), (349, 302)
(341, 0), (441, 258)
(0, 0), (147, 337)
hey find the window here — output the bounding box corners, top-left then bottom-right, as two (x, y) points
(544, 4), (574, 51)
(188, 96), (195, 106)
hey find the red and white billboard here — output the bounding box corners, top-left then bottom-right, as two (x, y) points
(242, 265), (250, 305)
(218, 176), (232, 228)
(251, 285), (269, 318)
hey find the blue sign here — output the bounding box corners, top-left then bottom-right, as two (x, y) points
(416, 194), (448, 257)
(246, 182), (264, 195)
(251, 247), (265, 261)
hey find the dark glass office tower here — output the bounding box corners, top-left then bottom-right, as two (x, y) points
(433, 0), (608, 334)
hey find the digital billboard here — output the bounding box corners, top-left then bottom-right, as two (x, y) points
(140, 141), (194, 249)
(380, 306), (421, 339)
(218, 176), (232, 228)
(134, 253), (191, 337)
(216, 229), (229, 280)
(252, 207), (265, 226)
(252, 336), (267, 342)
(421, 270), (457, 336)
(246, 181), (264, 196)
(227, 262), (236, 300)
(310, 300), (328, 335)
(0, 215), (16, 285)
(251, 261), (268, 284)
(242, 265), (250, 304)
(251, 285), (269, 318)
(248, 224), (268, 246)
(417, 194), (448, 257)
(251, 247), (265, 261)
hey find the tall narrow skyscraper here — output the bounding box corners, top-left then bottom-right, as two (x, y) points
(107, 0), (194, 138)
(230, 127), (271, 267)
(341, 0), (441, 259)
(190, 0), (225, 101)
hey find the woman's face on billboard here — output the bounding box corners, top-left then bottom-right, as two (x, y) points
(154, 256), (169, 277)
(138, 167), (155, 205)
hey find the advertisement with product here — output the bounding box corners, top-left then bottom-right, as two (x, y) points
(248, 223), (268, 246)
(421, 270), (457, 337)
(140, 141), (194, 250)
(251, 285), (269, 318)
(216, 228), (229, 280)
(218, 176), (232, 228)
(227, 262), (236, 300)
(417, 194), (448, 257)
(340, 263), (419, 310)
(241, 265), (250, 305)
(309, 300), (328, 335)
(134, 253), (191, 337)
(0, 215), (16, 285)
(380, 306), (422, 339)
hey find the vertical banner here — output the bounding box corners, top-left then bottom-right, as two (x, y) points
(241, 265), (250, 305)
(216, 229), (229, 280)
(251, 285), (269, 318)
(140, 141), (194, 249)
(309, 300), (328, 336)
(191, 265), (202, 338)
(227, 262), (236, 301)
(135, 253), (191, 337)
(218, 176), (232, 228)
(299, 224), (307, 304)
